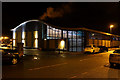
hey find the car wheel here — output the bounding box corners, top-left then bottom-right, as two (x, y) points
(11, 58), (18, 65)
(110, 63), (114, 68)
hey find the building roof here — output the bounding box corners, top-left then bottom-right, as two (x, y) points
(11, 19), (120, 38)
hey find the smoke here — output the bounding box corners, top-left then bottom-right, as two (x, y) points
(40, 3), (72, 20)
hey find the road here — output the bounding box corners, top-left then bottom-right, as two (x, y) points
(2, 49), (120, 79)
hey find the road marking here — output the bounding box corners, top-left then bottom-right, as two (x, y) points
(28, 62), (67, 71)
(81, 72), (88, 75)
(104, 63), (110, 67)
(70, 72), (88, 78)
(80, 59), (87, 61)
(70, 76), (77, 78)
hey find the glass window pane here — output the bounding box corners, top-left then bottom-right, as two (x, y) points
(77, 47), (82, 52)
(73, 47), (76, 51)
(56, 29), (59, 38)
(69, 48), (72, 51)
(77, 31), (82, 39)
(77, 39), (82, 46)
(59, 30), (61, 38)
(53, 28), (56, 38)
(68, 31), (73, 38)
(69, 39), (72, 47)
(73, 31), (76, 39)
(49, 29), (53, 37)
(47, 26), (49, 36)
(73, 39), (76, 46)
(63, 30), (67, 38)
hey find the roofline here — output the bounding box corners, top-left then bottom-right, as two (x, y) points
(42, 21), (120, 37)
(11, 19), (120, 38)
(11, 19), (39, 31)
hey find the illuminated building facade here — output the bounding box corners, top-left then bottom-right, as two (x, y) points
(11, 20), (120, 52)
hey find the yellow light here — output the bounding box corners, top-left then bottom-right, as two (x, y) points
(13, 40), (16, 46)
(60, 40), (65, 49)
(1, 37), (3, 39)
(13, 31), (16, 39)
(22, 32), (26, 39)
(34, 56), (38, 60)
(0, 37), (2, 40)
(34, 39), (38, 48)
(4, 37), (9, 39)
(92, 34), (94, 36)
(22, 40), (25, 47)
(34, 31), (38, 48)
(110, 25), (114, 28)
(34, 31), (38, 38)
(0, 36), (9, 40)
(105, 33), (111, 36)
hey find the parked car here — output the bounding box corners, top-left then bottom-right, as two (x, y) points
(0, 44), (10, 49)
(84, 45), (100, 53)
(98, 46), (108, 52)
(109, 49), (120, 67)
(1, 48), (23, 65)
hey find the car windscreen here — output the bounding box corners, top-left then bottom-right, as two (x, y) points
(113, 50), (120, 53)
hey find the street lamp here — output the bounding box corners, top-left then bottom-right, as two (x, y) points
(110, 24), (114, 47)
(110, 24), (114, 33)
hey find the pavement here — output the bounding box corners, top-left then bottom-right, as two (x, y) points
(2, 49), (120, 79)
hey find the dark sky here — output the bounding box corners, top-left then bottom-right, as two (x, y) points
(2, 2), (120, 38)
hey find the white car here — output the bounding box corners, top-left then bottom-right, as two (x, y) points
(109, 49), (120, 67)
(84, 45), (100, 53)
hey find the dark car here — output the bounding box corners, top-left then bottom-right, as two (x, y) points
(1, 48), (21, 64)
(98, 46), (108, 52)
(109, 49), (120, 67)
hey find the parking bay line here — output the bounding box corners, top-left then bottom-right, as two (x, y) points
(69, 72), (88, 78)
(28, 62), (68, 71)
(80, 59), (88, 61)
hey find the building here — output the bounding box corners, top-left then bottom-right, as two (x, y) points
(11, 19), (120, 52)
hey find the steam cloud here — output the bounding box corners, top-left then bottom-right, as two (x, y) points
(40, 3), (72, 20)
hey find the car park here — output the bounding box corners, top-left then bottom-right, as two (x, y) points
(109, 49), (120, 67)
(1, 47), (23, 65)
(84, 45), (100, 53)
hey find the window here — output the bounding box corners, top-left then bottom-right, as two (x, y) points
(59, 30), (61, 39)
(68, 31), (73, 39)
(47, 26), (62, 39)
(63, 30), (67, 38)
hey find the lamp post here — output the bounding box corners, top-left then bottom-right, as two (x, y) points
(110, 24), (114, 33)
(110, 24), (114, 47)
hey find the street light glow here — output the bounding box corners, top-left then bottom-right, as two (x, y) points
(110, 25), (114, 28)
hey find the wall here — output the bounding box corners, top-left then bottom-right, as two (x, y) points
(43, 39), (68, 51)
(88, 39), (120, 47)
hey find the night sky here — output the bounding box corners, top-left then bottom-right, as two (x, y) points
(2, 2), (120, 38)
